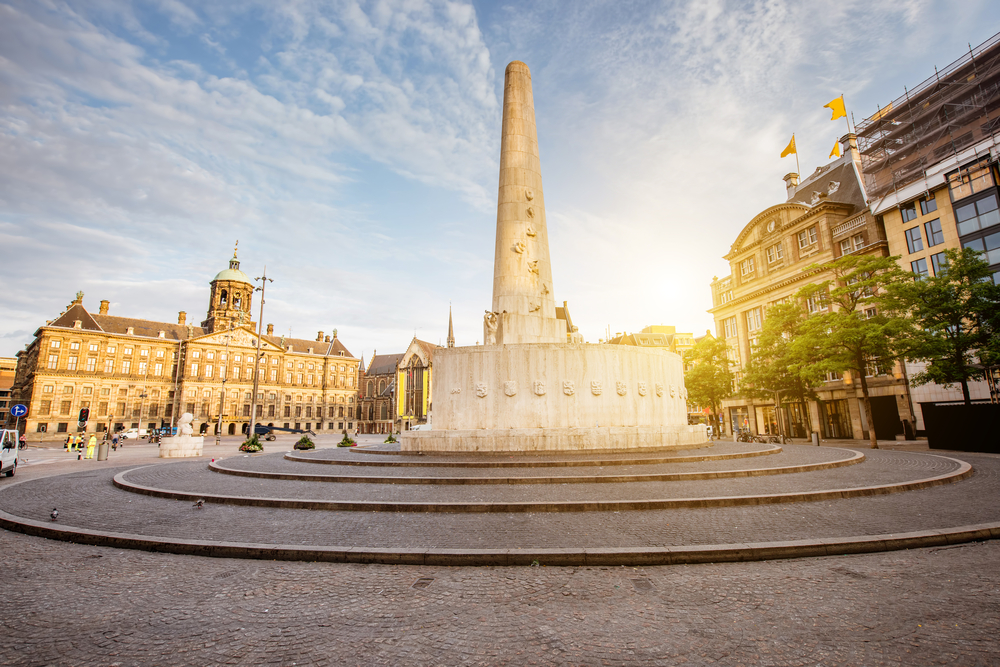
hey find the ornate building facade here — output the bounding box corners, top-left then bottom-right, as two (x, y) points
(356, 352), (403, 435)
(10, 250), (360, 440)
(708, 135), (913, 440)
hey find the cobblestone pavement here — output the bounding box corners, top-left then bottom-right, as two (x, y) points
(0, 527), (997, 666)
(0, 450), (995, 550)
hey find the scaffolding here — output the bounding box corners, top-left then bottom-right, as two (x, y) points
(856, 31), (1000, 202)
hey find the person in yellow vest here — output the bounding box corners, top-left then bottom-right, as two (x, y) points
(85, 434), (97, 459)
(74, 435), (82, 451)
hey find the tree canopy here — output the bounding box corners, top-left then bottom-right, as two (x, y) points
(683, 335), (734, 429)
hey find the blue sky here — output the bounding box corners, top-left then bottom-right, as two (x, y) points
(2, 0), (999, 359)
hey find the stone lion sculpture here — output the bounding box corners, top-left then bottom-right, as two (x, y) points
(178, 412), (195, 436)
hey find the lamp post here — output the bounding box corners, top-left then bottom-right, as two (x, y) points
(248, 268), (273, 438)
(215, 326), (233, 446)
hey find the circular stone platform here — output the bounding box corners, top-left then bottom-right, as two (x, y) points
(0, 444), (997, 566)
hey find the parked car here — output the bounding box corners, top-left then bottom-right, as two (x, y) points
(0, 430), (19, 477)
(120, 428), (141, 440)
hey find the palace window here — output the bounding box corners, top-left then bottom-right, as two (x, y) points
(64, 385), (74, 394)
(911, 258), (929, 279)
(123, 347), (133, 356)
(139, 348), (148, 357)
(89, 343), (99, 352)
(86, 357), (96, 372)
(723, 317), (737, 339)
(50, 340), (61, 348)
(905, 227), (923, 253)
(797, 226), (818, 249)
(48, 355), (58, 369)
(70, 342), (80, 351)
(930, 252), (948, 276)
(766, 243), (783, 263)
(740, 257), (755, 276)
(154, 363), (163, 376)
(67, 356), (78, 371)
(839, 239), (852, 255)
(920, 197), (938, 215)
(39, 400), (51, 415)
(806, 295), (826, 314)
(233, 367), (240, 380)
(192, 350), (200, 359)
(107, 345), (115, 353)
(852, 234), (864, 251)
(189, 362), (197, 376)
(745, 308), (762, 332)
(205, 365), (213, 378)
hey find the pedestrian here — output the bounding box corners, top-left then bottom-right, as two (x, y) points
(73, 434), (82, 451)
(19, 433), (26, 450)
(85, 434), (97, 459)
(65, 435), (72, 450)
(111, 433), (119, 451)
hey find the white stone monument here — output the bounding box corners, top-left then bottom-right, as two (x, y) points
(159, 412), (204, 458)
(401, 61), (704, 453)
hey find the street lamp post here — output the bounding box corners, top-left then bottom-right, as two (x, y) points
(215, 326), (233, 446)
(248, 268), (273, 439)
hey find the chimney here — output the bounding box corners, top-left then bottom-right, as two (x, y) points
(783, 172), (800, 200)
(266, 323), (274, 336)
(325, 335), (331, 343)
(99, 300), (109, 315)
(317, 331), (324, 342)
(178, 311), (186, 325)
(840, 132), (861, 169)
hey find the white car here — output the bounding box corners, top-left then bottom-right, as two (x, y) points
(0, 430), (19, 477)
(120, 428), (141, 440)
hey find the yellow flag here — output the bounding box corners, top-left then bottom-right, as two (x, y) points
(824, 95), (847, 121)
(780, 135), (796, 158)
(869, 101), (893, 121)
(829, 141), (841, 158)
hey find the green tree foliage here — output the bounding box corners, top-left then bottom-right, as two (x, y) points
(740, 301), (826, 433)
(796, 254), (911, 449)
(683, 335), (735, 431)
(882, 248), (1000, 404)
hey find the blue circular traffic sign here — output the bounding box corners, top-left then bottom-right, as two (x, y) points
(10, 404), (27, 417)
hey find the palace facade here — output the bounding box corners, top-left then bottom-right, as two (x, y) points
(11, 251), (360, 440)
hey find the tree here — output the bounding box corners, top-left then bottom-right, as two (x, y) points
(882, 248), (1000, 404)
(740, 301), (826, 438)
(796, 254), (912, 449)
(683, 336), (735, 434)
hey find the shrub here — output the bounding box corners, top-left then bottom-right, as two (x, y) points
(337, 430), (356, 447)
(294, 435), (315, 450)
(239, 434), (263, 453)
(384, 433), (397, 444)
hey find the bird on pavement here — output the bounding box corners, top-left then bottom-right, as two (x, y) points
(50, 508), (58, 521)
(193, 499), (204, 509)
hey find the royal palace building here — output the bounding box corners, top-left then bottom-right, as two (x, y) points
(708, 134), (914, 441)
(10, 251), (360, 440)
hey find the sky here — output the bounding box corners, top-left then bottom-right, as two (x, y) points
(2, 0), (1000, 360)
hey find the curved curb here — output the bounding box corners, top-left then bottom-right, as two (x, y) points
(211, 450), (861, 485)
(113, 456), (973, 513)
(0, 505), (995, 566)
(285, 444), (780, 468)
(348, 440), (715, 457)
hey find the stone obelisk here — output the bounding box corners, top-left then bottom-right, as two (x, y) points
(490, 61), (566, 345)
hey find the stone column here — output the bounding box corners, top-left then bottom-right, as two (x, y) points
(491, 61), (565, 344)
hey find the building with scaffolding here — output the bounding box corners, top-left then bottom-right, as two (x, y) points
(857, 31), (1000, 422)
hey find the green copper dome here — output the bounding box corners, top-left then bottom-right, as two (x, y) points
(213, 252), (251, 284)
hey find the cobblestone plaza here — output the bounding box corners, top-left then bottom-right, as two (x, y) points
(1, 436), (998, 665)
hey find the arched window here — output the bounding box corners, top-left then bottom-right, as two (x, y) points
(379, 380), (386, 393)
(367, 381), (374, 396)
(380, 404), (387, 420)
(220, 289), (228, 306)
(234, 294), (241, 309)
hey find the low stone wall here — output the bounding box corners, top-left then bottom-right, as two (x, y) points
(159, 435), (204, 458)
(402, 425), (706, 453)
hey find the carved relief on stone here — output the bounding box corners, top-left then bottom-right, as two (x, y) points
(533, 381), (546, 396)
(681, 388), (688, 400)
(591, 380), (603, 396)
(540, 283), (549, 295)
(475, 382), (488, 398)
(514, 241), (526, 254)
(562, 380), (575, 396)
(528, 260), (539, 274)
(526, 226), (536, 237)
(525, 188), (534, 201)
(526, 206), (534, 218)
(669, 384), (676, 397)
(484, 311), (498, 345)
(451, 387), (462, 394)
(529, 302), (541, 312)
(655, 383), (664, 397)
(616, 381), (627, 396)
(504, 380), (518, 397)
(638, 382), (648, 397)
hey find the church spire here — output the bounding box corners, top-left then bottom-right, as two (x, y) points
(447, 303), (455, 348)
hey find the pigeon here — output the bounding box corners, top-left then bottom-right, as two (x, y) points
(193, 499), (204, 509)
(50, 508), (58, 521)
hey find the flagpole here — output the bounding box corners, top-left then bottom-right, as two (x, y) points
(794, 133), (800, 176)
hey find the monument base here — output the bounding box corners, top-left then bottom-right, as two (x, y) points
(159, 435), (204, 458)
(402, 425), (706, 453)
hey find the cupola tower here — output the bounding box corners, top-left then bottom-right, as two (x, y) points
(202, 242), (253, 333)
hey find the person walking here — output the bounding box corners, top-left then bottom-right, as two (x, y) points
(64, 435), (72, 450)
(85, 434), (97, 459)
(111, 433), (119, 451)
(74, 434), (82, 451)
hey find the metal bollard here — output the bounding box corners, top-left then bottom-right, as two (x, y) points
(811, 431), (820, 446)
